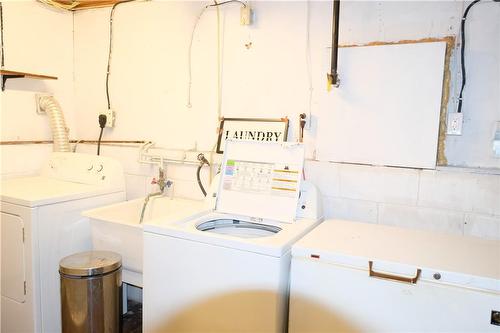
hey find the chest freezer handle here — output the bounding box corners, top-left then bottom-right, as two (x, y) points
(368, 261), (421, 284)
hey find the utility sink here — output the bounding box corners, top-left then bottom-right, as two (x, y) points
(82, 196), (208, 286)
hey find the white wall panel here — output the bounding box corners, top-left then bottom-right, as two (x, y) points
(316, 42), (446, 168)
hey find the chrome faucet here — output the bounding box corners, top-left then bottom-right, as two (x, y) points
(139, 167), (172, 224)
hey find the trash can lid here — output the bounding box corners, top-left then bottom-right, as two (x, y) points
(59, 251), (122, 277)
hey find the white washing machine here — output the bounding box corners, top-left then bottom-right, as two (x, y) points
(143, 141), (323, 333)
(1, 152), (125, 333)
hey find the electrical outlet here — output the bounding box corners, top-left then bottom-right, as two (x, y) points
(493, 121), (500, 158)
(100, 109), (115, 128)
(447, 112), (463, 135)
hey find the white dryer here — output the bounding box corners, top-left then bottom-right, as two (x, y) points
(1, 152), (125, 333)
(143, 141), (323, 333)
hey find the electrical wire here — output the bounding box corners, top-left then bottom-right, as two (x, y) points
(305, 0), (313, 129)
(106, 0), (136, 110)
(187, 6), (208, 108)
(216, 4), (222, 121)
(186, 1), (246, 184)
(1, 2), (5, 68)
(186, 0), (246, 109)
(97, 127), (104, 156)
(456, 0), (482, 114)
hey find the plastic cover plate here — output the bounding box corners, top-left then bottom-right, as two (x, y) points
(216, 140), (304, 223)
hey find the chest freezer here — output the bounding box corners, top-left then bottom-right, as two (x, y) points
(288, 219), (500, 332)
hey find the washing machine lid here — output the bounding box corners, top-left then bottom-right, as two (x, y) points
(215, 141), (304, 223)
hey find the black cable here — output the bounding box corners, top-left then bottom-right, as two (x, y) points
(97, 128), (104, 156)
(97, 114), (107, 156)
(196, 164), (207, 197)
(457, 0), (482, 114)
(1, 2), (5, 68)
(106, 0), (135, 110)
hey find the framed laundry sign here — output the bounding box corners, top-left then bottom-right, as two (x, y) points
(216, 117), (289, 153)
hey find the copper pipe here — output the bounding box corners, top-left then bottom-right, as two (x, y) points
(0, 140), (146, 145)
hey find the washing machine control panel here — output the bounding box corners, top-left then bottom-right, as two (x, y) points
(41, 152), (125, 189)
(216, 141), (306, 223)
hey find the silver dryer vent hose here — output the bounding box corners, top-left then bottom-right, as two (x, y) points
(39, 96), (71, 152)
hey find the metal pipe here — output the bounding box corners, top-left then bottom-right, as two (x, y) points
(328, 0), (340, 87)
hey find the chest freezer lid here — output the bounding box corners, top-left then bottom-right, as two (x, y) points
(215, 140), (304, 223)
(292, 220), (500, 292)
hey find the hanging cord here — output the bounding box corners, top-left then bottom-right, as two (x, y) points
(216, 4), (222, 120)
(186, 0), (246, 109)
(456, 0), (482, 114)
(187, 6), (207, 108)
(305, 0), (313, 121)
(106, 0), (135, 110)
(1, 1), (5, 68)
(97, 114), (107, 155)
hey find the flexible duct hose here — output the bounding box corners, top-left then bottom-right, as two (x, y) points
(39, 96), (71, 152)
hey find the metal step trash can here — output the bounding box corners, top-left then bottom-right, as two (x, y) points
(59, 251), (122, 333)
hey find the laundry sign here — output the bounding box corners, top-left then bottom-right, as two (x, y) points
(216, 117), (289, 153)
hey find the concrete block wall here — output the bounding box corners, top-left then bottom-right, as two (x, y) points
(75, 144), (212, 202)
(73, 144), (500, 241)
(308, 161), (500, 240)
(2, 143), (497, 240)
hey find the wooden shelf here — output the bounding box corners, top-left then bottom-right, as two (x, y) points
(0, 69), (58, 91)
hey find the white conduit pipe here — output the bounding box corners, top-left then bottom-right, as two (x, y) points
(39, 96), (71, 152)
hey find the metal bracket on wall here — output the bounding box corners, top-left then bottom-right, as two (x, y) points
(1, 74), (23, 91)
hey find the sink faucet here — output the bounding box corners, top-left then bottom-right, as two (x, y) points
(139, 167), (173, 224)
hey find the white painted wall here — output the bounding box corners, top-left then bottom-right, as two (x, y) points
(0, 1), (74, 176)
(1, 1), (498, 240)
(69, 1), (499, 239)
(71, 1), (500, 165)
